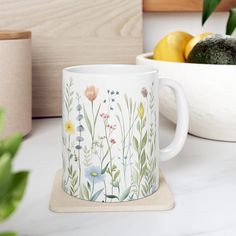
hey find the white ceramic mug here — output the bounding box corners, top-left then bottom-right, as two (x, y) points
(62, 64), (189, 202)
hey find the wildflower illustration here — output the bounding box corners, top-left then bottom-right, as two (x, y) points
(83, 85), (101, 152)
(101, 89), (120, 200)
(65, 120), (75, 134)
(63, 78), (78, 196)
(116, 94), (137, 187)
(132, 102), (148, 198)
(62, 81), (158, 202)
(75, 93), (84, 188)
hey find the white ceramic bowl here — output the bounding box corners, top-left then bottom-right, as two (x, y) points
(137, 52), (236, 141)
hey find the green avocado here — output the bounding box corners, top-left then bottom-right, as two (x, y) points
(187, 34), (236, 65)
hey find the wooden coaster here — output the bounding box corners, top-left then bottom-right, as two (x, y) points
(49, 170), (175, 213)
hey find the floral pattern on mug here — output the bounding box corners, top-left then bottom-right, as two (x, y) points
(62, 79), (157, 202)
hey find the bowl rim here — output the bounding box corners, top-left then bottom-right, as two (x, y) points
(137, 52), (236, 67)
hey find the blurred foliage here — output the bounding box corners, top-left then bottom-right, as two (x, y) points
(202, 0), (236, 35)
(0, 109), (29, 235)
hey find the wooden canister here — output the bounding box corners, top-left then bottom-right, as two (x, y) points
(0, 31), (32, 138)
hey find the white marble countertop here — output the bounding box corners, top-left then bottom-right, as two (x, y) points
(1, 116), (236, 236)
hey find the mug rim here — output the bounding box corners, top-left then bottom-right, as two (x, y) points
(63, 64), (158, 76)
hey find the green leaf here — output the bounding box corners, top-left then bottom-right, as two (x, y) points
(87, 181), (91, 191)
(0, 108), (4, 133)
(0, 171), (29, 222)
(129, 97), (133, 113)
(0, 232), (18, 236)
(142, 117), (146, 129)
(0, 133), (22, 159)
(101, 162), (109, 175)
(112, 181), (119, 188)
(91, 188), (104, 201)
(82, 183), (90, 200)
(140, 164), (147, 179)
(119, 186), (131, 201)
(0, 154), (12, 199)
(136, 121), (140, 131)
(79, 184), (90, 200)
(83, 106), (92, 136)
(124, 94), (129, 110)
(132, 168), (139, 184)
(133, 136), (139, 152)
(114, 170), (120, 181)
(141, 151), (146, 166)
(202, 0), (221, 25)
(104, 194), (119, 200)
(226, 7), (236, 35)
(117, 103), (122, 114)
(141, 131), (147, 149)
(94, 103), (101, 125)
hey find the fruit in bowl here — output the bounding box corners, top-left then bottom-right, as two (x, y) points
(137, 31), (236, 141)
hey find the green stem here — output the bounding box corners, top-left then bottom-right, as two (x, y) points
(90, 179), (95, 200)
(103, 120), (114, 195)
(78, 150), (81, 188)
(137, 118), (143, 198)
(91, 101), (95, 147)
(103, 180), (107, 202)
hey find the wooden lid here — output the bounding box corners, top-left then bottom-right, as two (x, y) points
(0, 31), (31, 40)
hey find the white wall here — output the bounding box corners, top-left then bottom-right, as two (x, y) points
(143, 12), (235, 52)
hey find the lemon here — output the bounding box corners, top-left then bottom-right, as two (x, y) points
(153, 31), (193, 62)
(185, 32), (213, 60)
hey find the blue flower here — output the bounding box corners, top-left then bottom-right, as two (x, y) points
(85, 166), (105, 184)
(76, 136), (84, 142)
(77, 114), (83, 121)
(77, 104), (82, 111)
(77, 125), (84, 132)
(75, 144), (82, 150)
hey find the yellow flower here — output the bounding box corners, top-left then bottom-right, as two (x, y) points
(85, 85), (99, 101)
(65, 120), (75, 134)
(138, 102), (144, 119)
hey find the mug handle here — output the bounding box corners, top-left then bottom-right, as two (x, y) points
(159, 78), (189, 162)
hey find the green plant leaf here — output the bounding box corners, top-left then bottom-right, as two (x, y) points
(101, 162), (109, 175)
(104, 194), (119, 200)
(81, 183), (90, 200)
(133, 136), (139, 152)
(141, 151), (146, 166)
(226, 7), (236, 35)
(91, 188), (104, 201)
(0, 133), (22, 159)
(141, 131), (147, 149)
(0, 232), (18, 236)
(124, 94), (129, 110)
(202, 0), (221, 25)
(119, 186), (131, 201)
(112, 181), (119, 188)
(0, 108), (4, 133)
(0, 154), (12, 199)
(0, 171), (29, 222)
(94, 103), (101, 125)
(140, 164), (147, 179)
(114, 170), (120, 181)
(83, 106), (92, 136)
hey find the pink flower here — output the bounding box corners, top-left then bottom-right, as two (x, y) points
(85, 85), (99, 101)
(100, 113), (109, 120)
(110, 139), (116, 144)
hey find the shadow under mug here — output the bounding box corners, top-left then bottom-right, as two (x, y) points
(62, 64), (189, 202)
